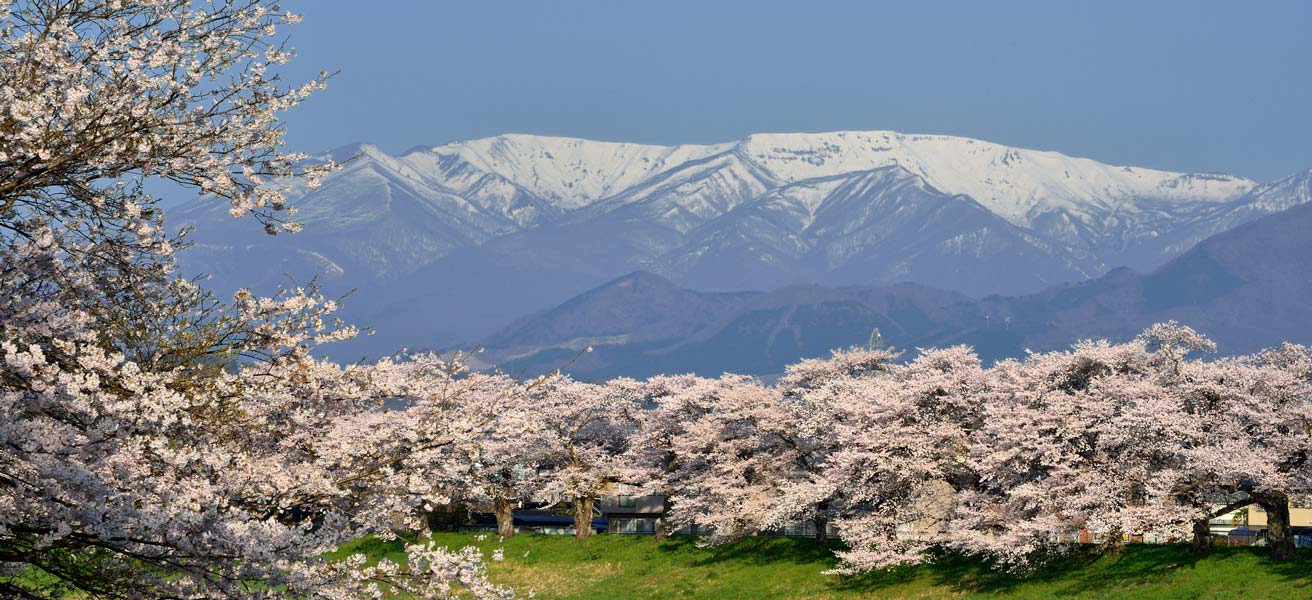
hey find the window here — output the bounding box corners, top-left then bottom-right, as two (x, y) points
(610, 518), (656, 534)
(618, 495), (636, 508)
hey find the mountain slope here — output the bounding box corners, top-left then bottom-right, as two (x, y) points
(172, 131), (1308, 359)
(1006, 196), (1312, 354)
(661, 165), (1095, 292)
(480, 200), (1312, 379)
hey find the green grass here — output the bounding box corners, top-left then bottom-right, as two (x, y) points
(338, 533), (1312, 599)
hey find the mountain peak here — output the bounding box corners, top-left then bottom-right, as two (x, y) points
(604, 270), (679, 289)
(483, 269), (738, 351)
(320, 142), (389, 163)
(1244, 166), (1312, 213)
(729, 130), (1256, 225)
(479, 197), (1312, 379)
(175, 130), (1310, 362)
(422, 134), (731, 209)
(401, 130), (1257, 227)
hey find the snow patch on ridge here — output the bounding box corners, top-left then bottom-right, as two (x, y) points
(425, 134), (733, 209)
(381, 131), (1256, 230)
(732, 131), (1254, 226)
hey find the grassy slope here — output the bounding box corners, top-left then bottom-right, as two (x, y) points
(344, 533), (1312, 600)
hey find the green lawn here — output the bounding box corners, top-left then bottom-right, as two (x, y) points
(341, 533), (1312, 599)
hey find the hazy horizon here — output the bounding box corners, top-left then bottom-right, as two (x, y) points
(274, 0), (1312, 181)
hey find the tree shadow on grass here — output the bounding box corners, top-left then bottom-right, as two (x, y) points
(835, 544), (1312, 597)
(828, 547), (1031, 595)
(1220, 547), (1312, 592)
(353, 534), (1312, 597)
(1034, 546), (1312, 597)
(661, 536), (847, 568)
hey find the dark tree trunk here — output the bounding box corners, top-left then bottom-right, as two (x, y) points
(654, 517), (670, 541)
(1191, 518), (1212, 556)
(494, 497), (516, 539)
(654, 496), (672, 540)
(424, 502), (469, 532)
(1255, 491), (1294, 562)
(1106, 529), (1125, 554)
(1194, 497), (1258, 556)
(572, 497), (595, 541)
(813, 501), (830, 542)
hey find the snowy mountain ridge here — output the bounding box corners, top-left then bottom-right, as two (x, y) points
(406, 130), (1255, 227)
(174, 130), (1306, 356)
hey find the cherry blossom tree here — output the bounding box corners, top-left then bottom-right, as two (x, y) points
(7, 4), (1307, 591)
(650, 374), (805, 545)
(457, 375), (549, 539)
(623, 374), (710, 540)
(0, 0), (335, 233)
(956, 324), (1312, 567)
(625, 373), (784, 541)
(638, 347), (980, 563)
(272, 355), (527, 538)
(807, 346), (986, 572)
(0, 252), (517, 597)
(955, 334), (1196, 568)
(1240, 343), (1312, 561)
(1165, 343), (1312, 561)
(774, 348), (900, 542)
(527, 375), (640, 541)
(0, 1), (515, 597)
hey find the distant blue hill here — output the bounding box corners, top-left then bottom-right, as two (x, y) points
(477, 199), (1312, 379)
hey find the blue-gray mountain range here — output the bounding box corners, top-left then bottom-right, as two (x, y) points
(171, 131), (1312, 366)
(480, 198), (1312, 379)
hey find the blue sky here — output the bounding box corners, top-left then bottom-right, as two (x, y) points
(278, 1), (1312, 181)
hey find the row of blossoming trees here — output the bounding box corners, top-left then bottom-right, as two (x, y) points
(3, 0), (1310, 598)
(463, 325), (1312, 576)
(0, 0), (525, 596)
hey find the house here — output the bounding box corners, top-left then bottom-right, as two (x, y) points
(597, 483), (666, 534)
(1211, 503), (1312, 548)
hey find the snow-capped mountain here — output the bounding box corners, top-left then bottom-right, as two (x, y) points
(172, 131), (1304, 356)
(426, 131), (1253, 224)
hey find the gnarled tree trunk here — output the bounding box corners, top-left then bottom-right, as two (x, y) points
(1105, 529), (1125, 554)
(1255, 491), (1294, 562)
(572, 497), (595, 541)
(1191, 518), (1212, 556)
(813, 501), (830, 543)
(494, 497), (516, 539)
(654, 496), (672, 541)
